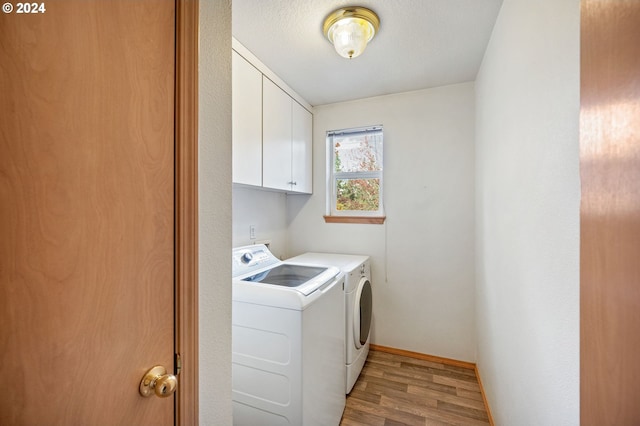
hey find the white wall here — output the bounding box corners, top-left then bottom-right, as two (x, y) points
(475, 0), (580, 424)
(232, 186), (288, 259)
(199, 0), (232, 424)
(287, 83), (477, 362)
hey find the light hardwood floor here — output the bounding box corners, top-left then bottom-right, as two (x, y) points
(340, 349), (490, 426)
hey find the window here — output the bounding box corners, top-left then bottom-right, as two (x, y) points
(325, 126), (384, 224)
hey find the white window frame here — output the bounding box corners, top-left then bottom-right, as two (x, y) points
(326, 126), (384, 218)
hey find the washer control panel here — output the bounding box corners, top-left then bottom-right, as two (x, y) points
(232, 244), (280, 277)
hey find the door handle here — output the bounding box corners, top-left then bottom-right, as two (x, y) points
(139, 365), (177, 398)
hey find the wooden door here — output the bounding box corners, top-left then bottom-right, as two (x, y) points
(580, 0), (640, 424)
(0, 1), (183, 424)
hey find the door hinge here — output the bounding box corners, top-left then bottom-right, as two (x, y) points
(175, 353), (182, 376)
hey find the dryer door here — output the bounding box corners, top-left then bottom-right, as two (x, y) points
(353, 277), (372, 349)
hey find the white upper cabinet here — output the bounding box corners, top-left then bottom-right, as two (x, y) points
(263, 77), (313, 194)
(232, 51), (262, 186)
(291, 101), (313, 194)
(262, 77), (294, 192)
(231, 39), (313, 194)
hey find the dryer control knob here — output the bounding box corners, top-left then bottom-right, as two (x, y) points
(241, 252), (254, 264)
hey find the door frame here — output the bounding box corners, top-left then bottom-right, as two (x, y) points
(175, 0), (199, 424)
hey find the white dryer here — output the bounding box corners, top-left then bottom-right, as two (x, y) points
(287, 252), (372, 394)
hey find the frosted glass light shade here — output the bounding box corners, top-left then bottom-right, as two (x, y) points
(323, 7), (380, 59)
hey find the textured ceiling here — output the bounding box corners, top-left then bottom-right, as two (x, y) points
(232, 0), (503, 106)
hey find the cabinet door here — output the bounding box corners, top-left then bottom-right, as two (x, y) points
(262, 77), (293, 191)
(232, 51), (262, 186)
(291, 102), (313, 194)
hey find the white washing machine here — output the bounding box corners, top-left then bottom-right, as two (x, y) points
(232, 245), (346, 425)
(287, 252), (372, 394)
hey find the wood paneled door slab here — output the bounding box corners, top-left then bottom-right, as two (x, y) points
(0, 1), (198, 424)
(580, 0), (640, 424)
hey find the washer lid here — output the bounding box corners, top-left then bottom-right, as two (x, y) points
(243, 264), (326, 286)
(242, 264), (339, 296)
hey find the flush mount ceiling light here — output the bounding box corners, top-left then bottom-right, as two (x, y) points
(323, 6), (380, 59)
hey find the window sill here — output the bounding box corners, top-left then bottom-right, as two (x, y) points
(323, 215), (386, 224)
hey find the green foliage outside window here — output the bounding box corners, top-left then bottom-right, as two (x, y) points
(336, 178), (380, 211)
(334, 136), (381, 211)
